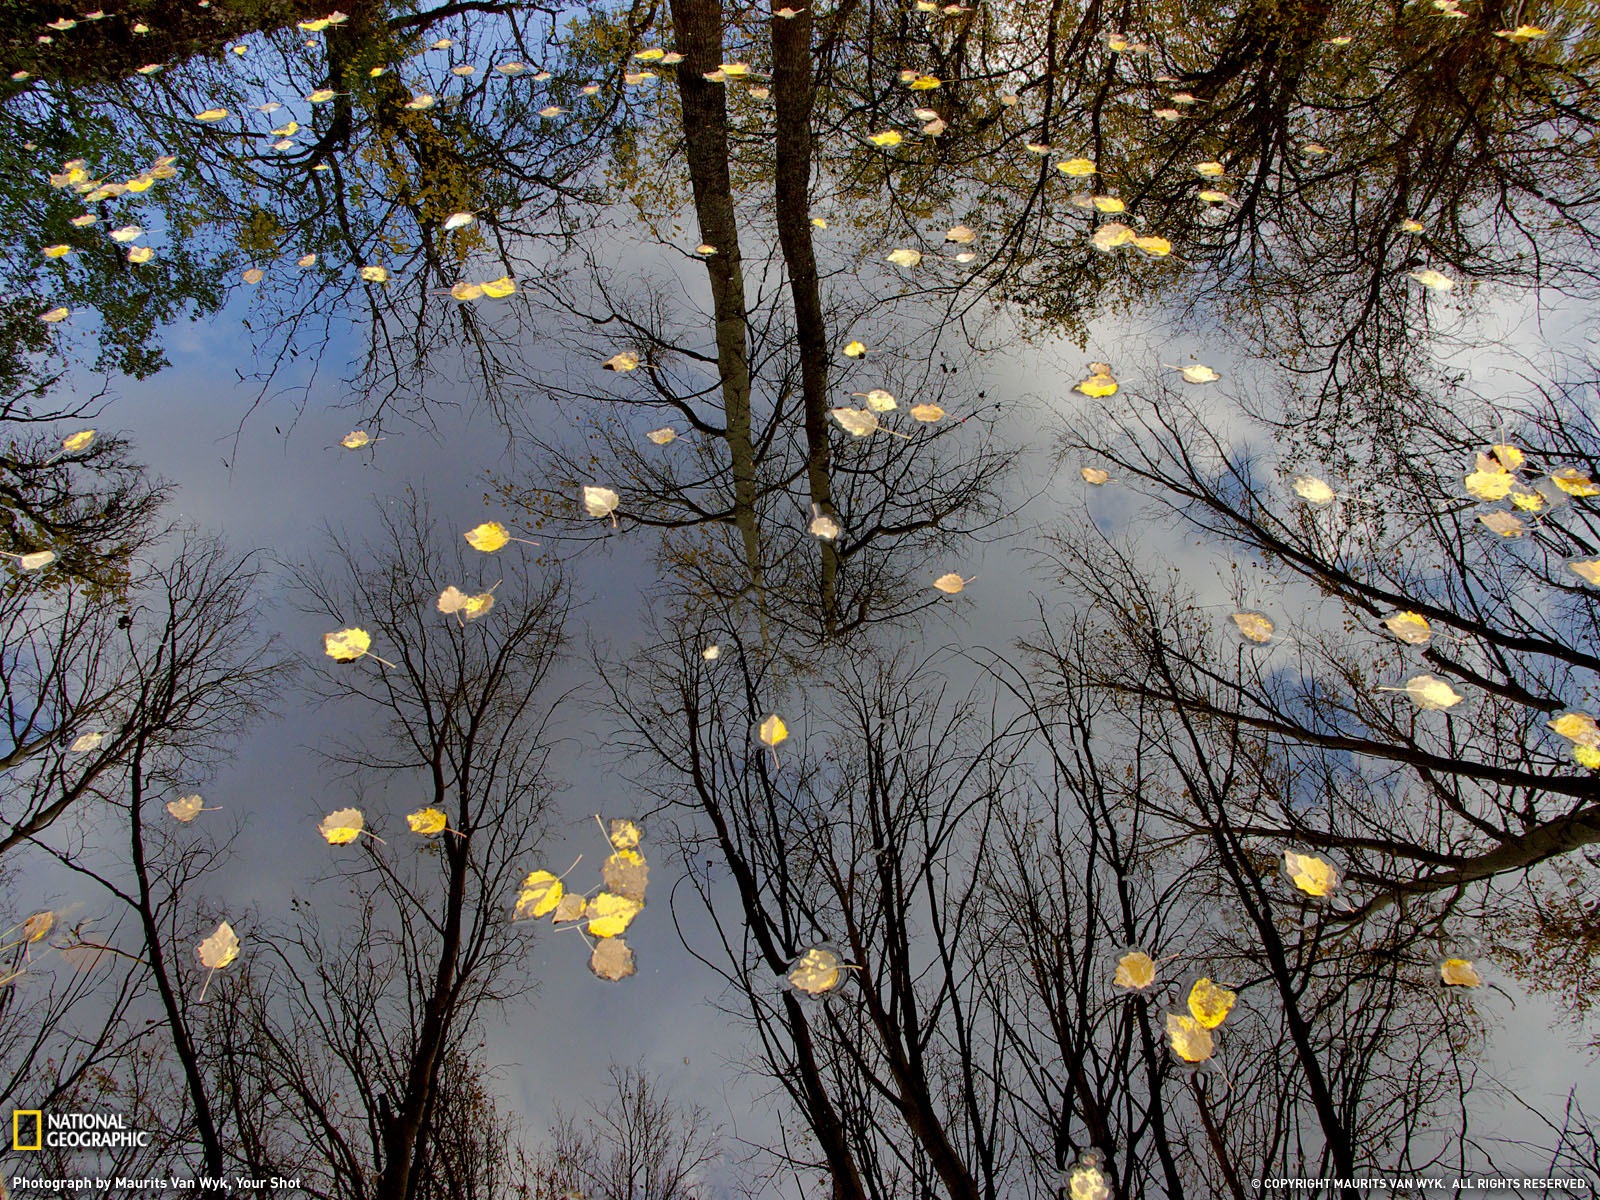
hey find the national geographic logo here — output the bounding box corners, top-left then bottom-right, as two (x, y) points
(10, 1109), (150, 1150)
(12, 1111), (41, 1151)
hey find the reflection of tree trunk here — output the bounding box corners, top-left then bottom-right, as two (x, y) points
(686, 707), (868, 1200)
(770, 1), (838, 634)
(376, 836), (467, 1200)
(128, 735), (225, 1177)
(669, 0), (765, 607)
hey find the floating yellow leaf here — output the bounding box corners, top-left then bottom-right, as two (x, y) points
(1132, 235), (1172, 258)
(464, 522), (510, 552)
(1089, 223), (1134, 252)
(1479, 510), (1525, 538)
(1548, 712), (1600, 748)
(609, 818), (642, 851)
(604, 351), (639, 371)
(340, 430), (371, 449)
(1568, 559), (1600, 586)
(590, 936), (636, 980)
(1385, 673), (1465, 710)
(196, 921), (240, 970)
(1495, 23), (1547, 40)
(1575, 745), (1600, 768)
(759, 714), (788, 747)
(856, 388), (896, 412)
(442, 212), (475, 231)
(908, 74), (942, 89)
(1439, 958), (1482, 987)
(1550, 467), (1600, 497)
(1231, 611), (1274, 643)
(318, 807), (365, 845)
(449, 282), (485, 301)
(843, 340), (867, 357)
(61, 429), (96, 453)
(307, 88), (336, 102)
(1174, 363), (1220, 383)
(786, 946), (846, 995)
(514, 870), (563, 919)
(886, 248), (923, 267)
(1166, 1012), (1214, 1062)
(1187, 977), (1236, 1028)
(587, 892), (642, 937)
(583, 485), (621, 520)
(1075, 364), (1118, 397)
(19, 551), (57, 571)
(241, 267), (264, 284)
(110, 225), (142, 243)
(702, 645), (721, 660)
(945, 224), (976, 244)
(69, 214), (96, 228)
(1464, 469), (1514, 501)
(42, 244), (72, 259)
(195, 108), (229, 122)
(359, 265), (390, 283)
(405, 93), (436, 110)
(70, 731), (103, 752)
(23, 911), (54, 943)
(646, 427), (677, 445)
(1292, 475), (1335, 505)
(323, 627), (372, 662)
(1113, 950), (1156, 990)
(1081, 467), (1109, 485)
(1092, 196), (1126, 213)
(869, 130), (904, 147)
(1193, 161), (1225, 177)
(1383, 611), (1431, 645)
(405, 807), (447, 836)
(1401, 217), (1425, 233)
(39, 306), (69, 323)
(166, 794), (206, 822)
(933, 572), (971, 594)
(909, 403), (945, 422)
(1409, 267), (1455, 291)
(436, 586), (495, 620)
(603, 850), (649, 902)
(552, 893), (588, 923)
(1283, 850), (1340, 897)
(1056, 158), (1096, 177)
(832, 408), (880, 437)
(128, 246), (154, 264)
(1510, 488), (1545, 513)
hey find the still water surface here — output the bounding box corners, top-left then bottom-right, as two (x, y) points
(3, 1), (1599, 1196)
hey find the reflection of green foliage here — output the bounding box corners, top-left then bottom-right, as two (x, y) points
(237, 207), (286, 258)
(0, 429), (168, 601)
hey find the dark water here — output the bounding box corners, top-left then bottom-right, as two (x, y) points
(3, 2), (1599, 1197)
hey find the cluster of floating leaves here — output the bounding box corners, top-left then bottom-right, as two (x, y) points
(515, 819), (648, 982)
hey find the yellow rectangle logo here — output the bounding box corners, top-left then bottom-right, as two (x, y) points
(12, 1109), (42, 1151)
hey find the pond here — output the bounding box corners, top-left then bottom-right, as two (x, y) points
(3, 1), (1599, 1197)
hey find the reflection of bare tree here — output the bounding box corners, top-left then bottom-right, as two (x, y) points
(199, 495), (569, 1200)
(602, 616), (1484, 1197)
(1, 533), (286, 1179)
(532, 1062), (723, 1200)
(1054, 383), (1600, 920)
